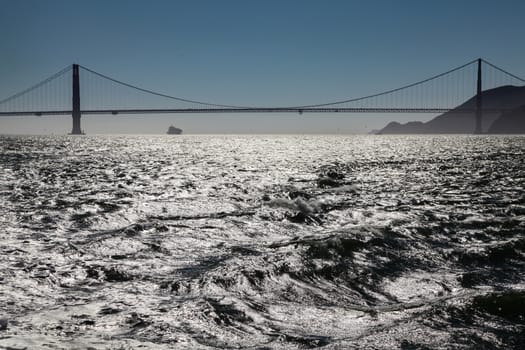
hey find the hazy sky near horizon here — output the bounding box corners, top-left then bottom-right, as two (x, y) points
(1, 0), (525, 134)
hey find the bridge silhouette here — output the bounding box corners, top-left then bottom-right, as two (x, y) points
(0, 58), (524, 134)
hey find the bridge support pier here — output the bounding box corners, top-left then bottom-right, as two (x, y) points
(71, 64), (82, 135)
(474, 58), (483, 134)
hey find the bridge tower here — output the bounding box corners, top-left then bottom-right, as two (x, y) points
(474, 58), (483, 134)
(71, 64), (82, 135)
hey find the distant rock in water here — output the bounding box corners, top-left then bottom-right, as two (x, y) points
(167, 125), (183, 135)
(377, 85), (525, 134)
(488, 105), (525, 134)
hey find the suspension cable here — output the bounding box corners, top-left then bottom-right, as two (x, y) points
(0, 65), (72, 105)
(290, 59), (480, 108)
(481, 59), (525, 83)
(78, 65), (250, 109)
(2, 59), (523, 112)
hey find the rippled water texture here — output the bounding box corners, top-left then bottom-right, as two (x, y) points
(0, 135), (524, 349)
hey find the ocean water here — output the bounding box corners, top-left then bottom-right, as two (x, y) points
(0, 134), (524, 349)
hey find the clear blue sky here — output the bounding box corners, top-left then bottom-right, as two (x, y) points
(1, 0), (525, 134)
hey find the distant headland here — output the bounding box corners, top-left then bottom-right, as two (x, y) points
(375, 85), (525, 134)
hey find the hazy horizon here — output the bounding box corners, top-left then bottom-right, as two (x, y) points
(0, 113), (439, 135)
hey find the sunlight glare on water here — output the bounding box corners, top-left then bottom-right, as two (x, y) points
(0, 135), (524, 349)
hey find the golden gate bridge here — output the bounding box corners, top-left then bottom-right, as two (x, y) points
(0, 58), (524, 134)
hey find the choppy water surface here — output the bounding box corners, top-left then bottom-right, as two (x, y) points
(0, 135), (524, 349)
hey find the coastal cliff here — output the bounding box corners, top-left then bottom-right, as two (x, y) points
(488, 105), (525, 133)
(377, 85), (525, 134)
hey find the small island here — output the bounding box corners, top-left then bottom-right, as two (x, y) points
(167, 125), (183, 135)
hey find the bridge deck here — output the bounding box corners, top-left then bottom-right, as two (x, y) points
(0, 107), (511, 117)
